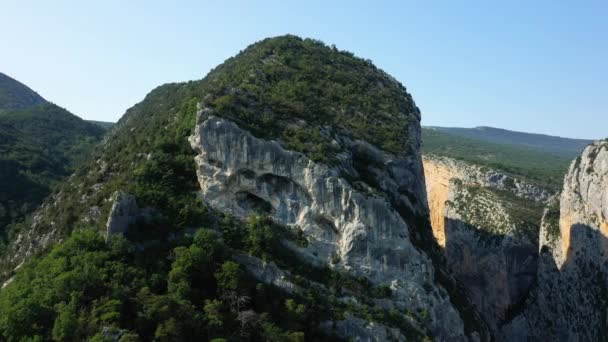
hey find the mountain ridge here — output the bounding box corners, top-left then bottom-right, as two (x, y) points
(426, 125), (593, 158)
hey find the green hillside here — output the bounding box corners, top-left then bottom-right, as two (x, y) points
(422, 128), (574, 191)
(0, 73), (46, 111)
(427, 126), (591, 159)
(87, 120), (114, 130)
(0, 77), (106, 233)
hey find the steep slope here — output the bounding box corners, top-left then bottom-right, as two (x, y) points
(0, 76), (105, 235)
(501, 139), (608, 341)
(423, 155), (549, 335)
(0, 73), (45, 111)
(422, 127), (578, 191)
(426, 126), (592, 159)
(0, 36), (487, 341)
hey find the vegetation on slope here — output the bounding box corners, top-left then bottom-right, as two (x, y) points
(0, 227), (311, 341)
(448, 181), (544, 245)
(203, 35), (420, 161)
(87, 120), (114, 130)
(422, 128), (572, 191)
(0, 103), (105, 233)
(0, 73), (45, 111)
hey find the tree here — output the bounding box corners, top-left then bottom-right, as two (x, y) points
(52, 301), (80, 341)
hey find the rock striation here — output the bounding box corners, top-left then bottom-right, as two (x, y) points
(190, 108), (485, 341)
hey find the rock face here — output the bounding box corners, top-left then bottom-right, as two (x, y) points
(105, 191), (138, 239)
(423, 155), (547, 335)
(501, 140), (608, 341)
(557, 140), (608, 267)
(190, 108), (483, 340)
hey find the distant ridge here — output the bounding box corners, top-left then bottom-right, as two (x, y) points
(425, 126), (592, 158)
(86, 120), (114, 130)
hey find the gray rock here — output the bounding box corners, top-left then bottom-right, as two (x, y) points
(189, 110), (472, 341)
(320, 313), (407, 342)
(105, 191), (138, 239)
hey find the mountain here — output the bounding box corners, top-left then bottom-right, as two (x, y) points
(426, 126), (592, 159)
(422, 127), (582, 191)
(0, 35), (488, 341)
(0, 73), (105, 236)
(0, 73), (45, 111)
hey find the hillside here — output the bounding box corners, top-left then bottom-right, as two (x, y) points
(0, 73), (45, 111)
(0, 75), (105, 237)
(426, 126), (592, 159)
(422, 128), (577, 191)
(0, 35), (486, 341)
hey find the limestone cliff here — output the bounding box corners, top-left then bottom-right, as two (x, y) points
(190, 109), (486, 341)
(423, 155), (548, 334)
(501, 140), (608, 341)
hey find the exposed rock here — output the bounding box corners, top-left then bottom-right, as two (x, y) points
(105, 191), (138, 239)
(1, 276), (14, 289)
(501, 140), (608, 341)
(232, 254), (302, 295)
(320, 313), (407, 342)
(423, 155), (547, 335)
(100, 326), (127, 342)
(190, 109), (483, 340)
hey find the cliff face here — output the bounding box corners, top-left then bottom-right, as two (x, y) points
(557, 140), (608, 266)
(501, 140), (608, 341)
(190, 109), (478, 341)
(423, 155), (548, 334)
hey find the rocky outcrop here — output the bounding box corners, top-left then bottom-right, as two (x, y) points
(423, 155), (547, 335)
(190, 108), (484, 341)
(501, 140), (608, 341)
(105, 191), (138, 239)
(556, 140), (608, 267)
(320, 313), (407, 342)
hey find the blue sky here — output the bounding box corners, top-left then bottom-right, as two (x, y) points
(1, 1), (606, 139)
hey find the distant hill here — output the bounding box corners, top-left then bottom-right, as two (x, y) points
(86, 120), (114, 130)
(426, 126), (592, 159)
(421, 127), (587, 191)
(0, 73), (46, 111)
(0, 73), (105, 234)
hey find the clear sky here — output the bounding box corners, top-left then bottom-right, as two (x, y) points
(1, 0), (606, 139)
